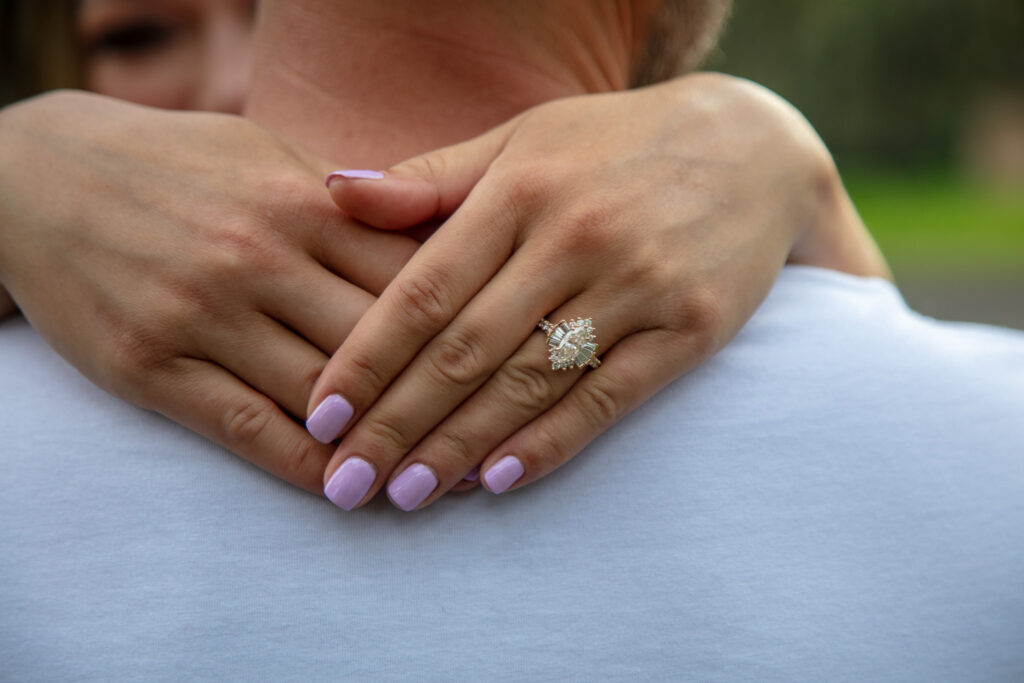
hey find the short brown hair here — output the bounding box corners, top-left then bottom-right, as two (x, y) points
(631, 0), (732, 87)
(0, 0), (80, 106)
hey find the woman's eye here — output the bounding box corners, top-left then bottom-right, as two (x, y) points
(90, 21), (175, 56)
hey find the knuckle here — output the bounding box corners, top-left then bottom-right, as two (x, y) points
(221, 396), (277, 450)
(496, 362), (557, 414)
(361, 415), (415, 455)
(279, 439), (328, 492)
(95, 293), (194, 404)
(391, 269), (453, 334)
(162, 272), (223, 317)
(108, 324), (162, 374)
(576, 377), (625, 428)
(431, 427), (477, 468)
(499, 164), (553, 210)
(668, 287), (725, 359)
(605, 248), (662, 294)
(551, 200), (617, 255)
(528, 420), (564, 463)
(345, 352), (390, 395)
(408, 152), (449, 187)
(427, 328), (489, 388)
(209, 217), (285, 274)
(105, 320), (177, 397)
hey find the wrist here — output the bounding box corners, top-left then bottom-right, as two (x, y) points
(790, 151), (892, 280)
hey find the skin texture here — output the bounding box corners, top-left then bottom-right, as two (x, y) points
(245, 0), (642, 165)
(0, 0), (887, 506)
(0, 91), (416, 490)
(77, 0), (255, 113)
(309, 75), (889, 510)
(245, 0), (887, 509)
(0, 0), (255, 319)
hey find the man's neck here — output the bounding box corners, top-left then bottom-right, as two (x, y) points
(246, 0), (639, 167)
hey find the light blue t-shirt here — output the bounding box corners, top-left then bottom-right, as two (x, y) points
(2, 267), (1023, 681)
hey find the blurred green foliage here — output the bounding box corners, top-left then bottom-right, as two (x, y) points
(706, 0), (1023, 324)
(706, 0), (1024, 168)
(844, 171), (1024, 275)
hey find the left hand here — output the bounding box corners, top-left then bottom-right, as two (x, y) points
(0, 91), (417, 491)
(308, 73), (889, 511)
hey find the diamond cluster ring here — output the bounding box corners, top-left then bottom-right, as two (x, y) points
(538, 318), (600, 370)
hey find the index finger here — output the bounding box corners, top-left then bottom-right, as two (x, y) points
(304, 176), (524, 444)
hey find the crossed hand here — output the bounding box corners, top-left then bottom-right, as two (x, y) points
(0, 76), (887, 511)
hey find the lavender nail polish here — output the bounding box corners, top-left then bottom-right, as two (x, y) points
(306, 394), (354, 443)
(463, 466), (480, 482)
(324, 457), (376, 511)
(326, 169), (385, 187)
(387, 464), (438, 512)
(483, 455), (524, 494)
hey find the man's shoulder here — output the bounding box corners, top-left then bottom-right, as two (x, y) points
(732, 266), (1024, 386)
(3, 270), (1024, 681)
(627, 266), (1024, 456)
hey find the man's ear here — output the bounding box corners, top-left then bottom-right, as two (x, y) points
(325, 116), (521, 230)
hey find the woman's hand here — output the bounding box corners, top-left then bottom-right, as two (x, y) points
(0, 90), (418, 491)
(308, 73), (889, 511)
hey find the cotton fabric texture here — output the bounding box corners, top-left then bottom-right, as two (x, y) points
(2, 267), (1023, 681)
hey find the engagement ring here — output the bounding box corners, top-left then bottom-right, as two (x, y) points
(538, 317), (600, 370)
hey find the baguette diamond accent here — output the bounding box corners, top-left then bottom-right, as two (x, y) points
(538, 317), (600, 370)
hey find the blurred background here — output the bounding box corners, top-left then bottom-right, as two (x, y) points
(707, 0), (1024, 329)
(1, 0), (1018, 327)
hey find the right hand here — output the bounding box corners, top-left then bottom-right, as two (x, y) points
(0, 90), (418, 491)
(309, 74), (890, 511)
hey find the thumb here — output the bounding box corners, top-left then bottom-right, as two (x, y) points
(325, 116), (521, 230)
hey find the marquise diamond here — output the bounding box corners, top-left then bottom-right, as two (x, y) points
(546, 318), (597, 370)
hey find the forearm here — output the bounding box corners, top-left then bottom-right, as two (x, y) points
(790, 158), (892, 280)
(665, 73), (890, 281)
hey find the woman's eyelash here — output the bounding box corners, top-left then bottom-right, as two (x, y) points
(91, 21), (175, 55)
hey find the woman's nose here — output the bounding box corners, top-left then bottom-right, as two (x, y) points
(195, 7), (252, 114)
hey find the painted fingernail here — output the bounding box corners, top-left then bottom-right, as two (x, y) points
(463, 466), (480, 482)
(326, 169), (385, 187)
(306, 394), (354, 443)
(387, 464), (438, 511)
(483, 455), (524, 494)
(324, 457), (376, 510)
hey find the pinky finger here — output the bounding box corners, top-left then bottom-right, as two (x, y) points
(153, 358), (336, 493)
(478, 329), (696, 494)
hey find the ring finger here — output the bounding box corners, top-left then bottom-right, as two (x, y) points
(328, 290), (634, 511)
(200, 313), (330, 420)
(384, 298), (632, 510)
(316, 250), (576, 508)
